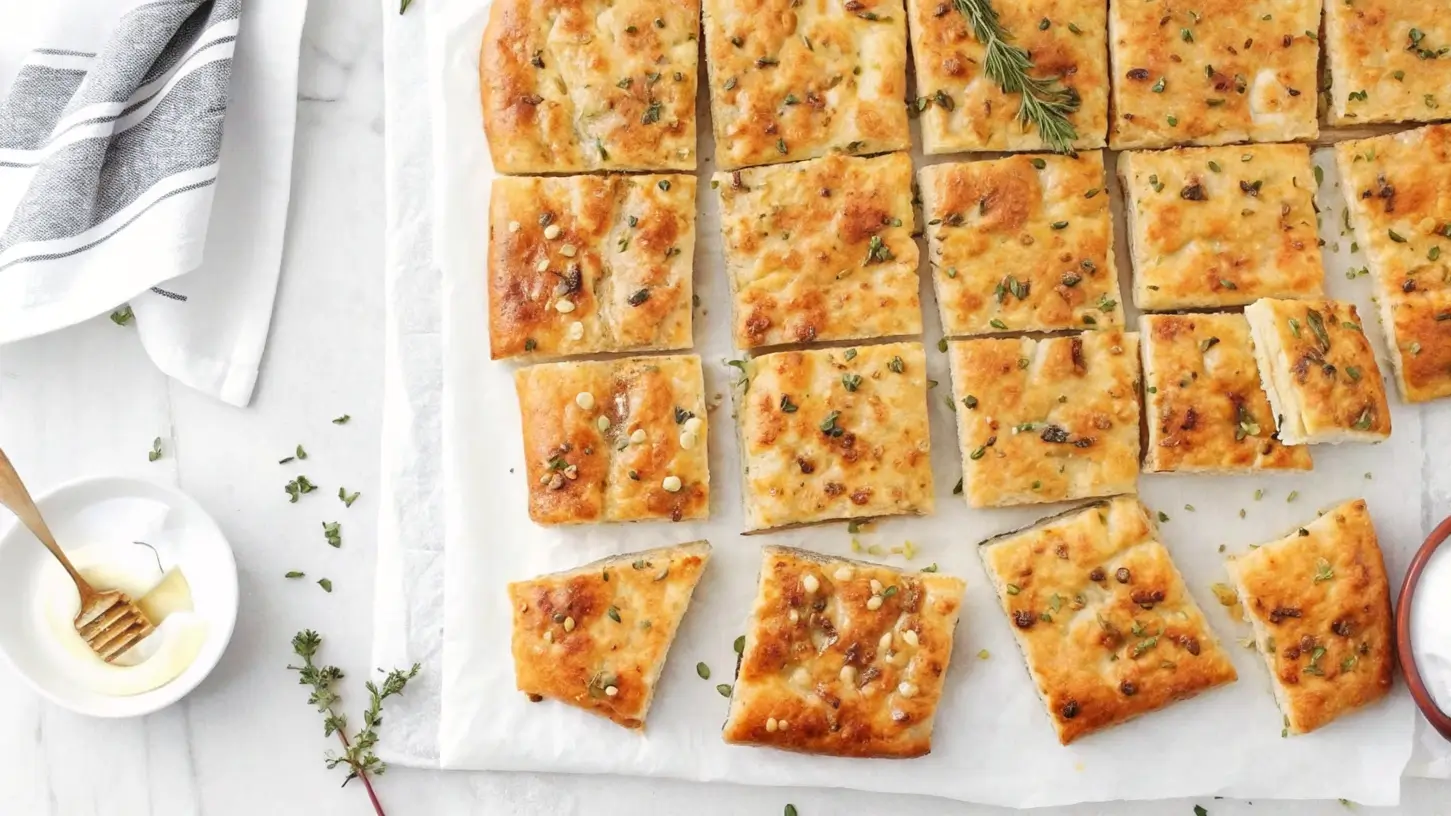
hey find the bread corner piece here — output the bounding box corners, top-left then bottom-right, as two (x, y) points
(1334, 125), (1451, 403)
(515, 355), (709, 524)
(1243, 299), (1392, 445)
(722, 545), (966, 757)
(738, 342), (934, 531)
(1141, 312), (1311, 473)
(979, 496), (1237, 745)
(1225, 500), (1394, 735)
(509, 541), (711, 729)
(1324, 1), (1451, 126)
(948, 331), (1140, 507)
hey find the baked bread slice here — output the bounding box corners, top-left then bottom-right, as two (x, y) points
(515, 355), (708, 524)
(702, 0), (910, 170)
(948, 331), (1140, 508)
(980, 497), (1238, 744)
(905, 0), (1108, 153)
(919, 152), (1122, 337)
(1119, 144), (1324, 311)
(480, 0), (698, 173)
(1325, 2), (1451, 126)
(721, 545), (966, 757)
(1141, 313), (1312, 473)
(489, 174), (695, 360)
(509, 540), (712, 729)
(1334, 125), (1451, 403)
(1243, 299), (1392, 445)
(737, 342), (934, 531)
(714, 153), (921, 349)
(1107, 0), (1319, 149)
(1225, 499), (1395, 735)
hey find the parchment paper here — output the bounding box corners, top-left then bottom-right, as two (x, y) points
(402, 0), (1437, 805)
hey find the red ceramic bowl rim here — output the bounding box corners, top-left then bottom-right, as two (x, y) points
(1396, 514), (1451, 742)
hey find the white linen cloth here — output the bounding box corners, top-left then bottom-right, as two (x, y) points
(0, 0), (306, 406)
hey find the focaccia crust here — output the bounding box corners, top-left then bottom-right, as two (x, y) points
(1243, 299), (1392, 445)
(1335, 125), (1451, 403)
(1108, 0), (1320, 149)
(714, 153), (921, 349)
(1226, 500), (1394, 734)
(1120, 144), (1324, 311)
(980, 497), (1238, 745)
(722, 546), (966, 757)
(1325, 1), (1451, 126)
(920, 152), (1122, 337)
(480, 0), (699, 173)
(906, 0), (1108, 153)
(1141, 313), (1312, 473)
(509, 541), (712, 729)
(515, 355), (709, 524)
(489, 174), (695, 360)
(738, 342), (934, 531)
(703, 0), (911, 170)
(948, 331), (1140, 508)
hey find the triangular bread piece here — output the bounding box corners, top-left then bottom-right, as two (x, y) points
(508, 540), (711, 729)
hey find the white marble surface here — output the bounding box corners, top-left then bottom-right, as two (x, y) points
(0, 1), (1448, 814)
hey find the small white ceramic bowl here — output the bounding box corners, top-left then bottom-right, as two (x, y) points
(0, 476), (238, 717)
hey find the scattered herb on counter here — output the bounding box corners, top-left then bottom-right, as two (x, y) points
(333, 414), (352, 425)
(289, 630), (421, 815)
(399, 0), (414, 14)
(296, 444), (309, 461)
(323, 521), (342, 548)
(1194, 806), (1209, 816)
(696, 662), (711, 679)
(148, 437), (163, 462)
(734, 635), (745, 654)
(285, 571), (305, 579)
(716, 683), (733, 697)
(785, 805), (799, 816)
(339, 487), (361, 508)
(318, 578), (333, 593)
(111, 306), (134, 326)
(286, 475), (318, 503)
(279, 455), (296, 465)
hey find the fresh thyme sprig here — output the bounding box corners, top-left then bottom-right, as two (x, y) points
(289, 630), (421, 816)
(951, 0), (1080, 152)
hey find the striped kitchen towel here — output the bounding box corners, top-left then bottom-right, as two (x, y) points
(0, 0), (306, 406)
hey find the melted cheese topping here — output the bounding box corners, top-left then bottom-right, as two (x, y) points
(1120, 143), (1324, 310)
(920, 152), (1121, 336)
(948, 331), (1140, 508)
(509, 541), (711, 729)
(907, 0), (1108, 153)
(1243, 299), (1392, 445)
(480, 0), (699, 173)
(1325, 1), (1451, 125)
(703, 0), (911, 169)
(515, 355), (709, 524)
(981, 497), (1237, 745)
(1141, 313), (1312, 474)
(1226, 500), (1394, 734)
(722, 545), (965, 757)
(488, 174), (695, 360)
(1108, 0), (1319, 149)
(714, 152), (920, 349)
(1335, 124), (1451, 403)
(739, 342), (933, 530)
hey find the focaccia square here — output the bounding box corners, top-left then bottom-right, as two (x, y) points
(714, 153), (921, 349)
(1325, 2), (1451, 126)
(1225, 500), (1394, 735)
(515, 355), (709, 524)
(722, 545), (966, 757)
(737, 342), (934, 531)
(702, 0), (911, 170)
(1108, 0), (1320, 149)
(906, 0), (1108, 153)
(920, 152), (1122, 337)
(948, 331), (1140, 508)
(1119, 144), (1324, 311)
(980, 497), (1237, 745)
(1335, 125), (1451, 403)
(480, 0), (699, 173)
(509, 541), (711, 729)
(1244, 299), (1392, 445)
(489, 174), (695, 360)
(1141, 313), (1312, 473)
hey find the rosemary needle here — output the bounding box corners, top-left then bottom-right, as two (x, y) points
(951, 0), (1080, 152)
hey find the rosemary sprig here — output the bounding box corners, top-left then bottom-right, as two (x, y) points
(289, 630), (421, 816)
(951, 0), (1080, 152)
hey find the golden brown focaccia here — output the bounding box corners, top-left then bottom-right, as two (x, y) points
(1325, 1), (1451, 126)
